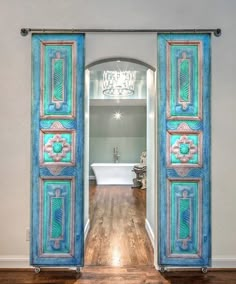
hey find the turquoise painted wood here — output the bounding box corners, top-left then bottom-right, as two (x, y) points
(158, 34), (211, 267)
(31, 34), (85, 267)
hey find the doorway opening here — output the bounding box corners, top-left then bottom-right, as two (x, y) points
(83, 58), (157, 267)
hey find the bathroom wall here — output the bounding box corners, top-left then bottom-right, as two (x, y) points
(89, 106), (146, 176)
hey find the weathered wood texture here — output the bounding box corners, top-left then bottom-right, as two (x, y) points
(85, 185), (154, 266)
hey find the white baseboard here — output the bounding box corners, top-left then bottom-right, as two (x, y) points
(212, 257), (236, 268)
(145, 218), (154, 249)
(1, 244), (236, 268)
(1, 256), (236, 269)
(0, 256), (30, 268)
(84, 219), (90, 241)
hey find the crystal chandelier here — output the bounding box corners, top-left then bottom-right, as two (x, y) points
(102, 71), (136, 96)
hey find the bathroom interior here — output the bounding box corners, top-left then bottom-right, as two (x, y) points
(84, 58), (156, 266)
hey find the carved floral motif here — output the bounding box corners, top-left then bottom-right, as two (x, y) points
(171, 135), (197, 163)
(44, 134), (71, 162)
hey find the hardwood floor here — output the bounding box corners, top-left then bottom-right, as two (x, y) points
(163, 270), (236, 284)
(85, 185), (154, 266)
(1, 268), (236, 284)
(0, 267), (168, 283)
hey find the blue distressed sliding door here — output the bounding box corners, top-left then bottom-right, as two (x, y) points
(158, 34), (211, 267)
(31, 34), (85, 267)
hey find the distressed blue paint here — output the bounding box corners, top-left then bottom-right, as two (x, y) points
(31, 34), (85, 267)
(158, 34), (211, 267)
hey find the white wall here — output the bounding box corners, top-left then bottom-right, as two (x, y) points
(0, 0), (236, 268)
(89, 106), (146, 175)
(146, 69), (157, 253)
(84, 70), (90, 241)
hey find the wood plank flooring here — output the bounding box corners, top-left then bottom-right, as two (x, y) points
(1, 268), (236, 283)
(0, 267), (168, 283)
(163, 270), (236, 284)
(85, 185), (154, 266)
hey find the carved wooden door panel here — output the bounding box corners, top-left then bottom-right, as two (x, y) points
(31, 34), (85, 268)
(158, 34), (211, 268)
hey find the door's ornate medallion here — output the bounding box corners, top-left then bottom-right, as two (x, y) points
(40, 129), (75, 167)
(44, 134), (71, 162)
(171, 135), (197, 163)
(167, 131), (202, 167)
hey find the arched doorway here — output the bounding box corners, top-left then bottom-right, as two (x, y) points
(83, 57), (158, 266)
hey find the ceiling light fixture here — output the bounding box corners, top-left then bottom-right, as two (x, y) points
(103, 70), (136, 97)
(113, 111), (122, 120)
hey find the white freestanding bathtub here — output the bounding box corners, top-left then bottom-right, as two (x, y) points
(91, 163), (136, 185)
